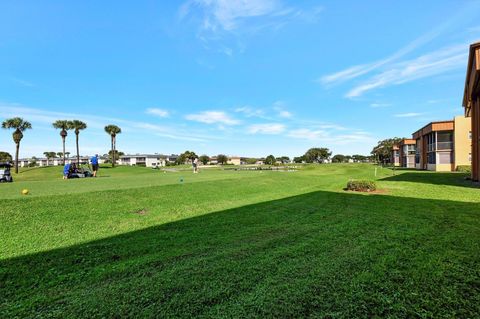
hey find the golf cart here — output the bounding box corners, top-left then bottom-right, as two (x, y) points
(68, 165), (94, 178)
(0, 162), (13, 183)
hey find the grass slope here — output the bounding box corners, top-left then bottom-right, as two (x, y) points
(1, 164), (479, 318)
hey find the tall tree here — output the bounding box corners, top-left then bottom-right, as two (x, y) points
(332, 154), (346, 163)
(69, 120), (87, 165)
(104, 125), (122, 167)
(52, 120), (71, 165)
(108, 150), (124, 161)
(43, 151), (57, 166)
(304, 147), (332, 163)
(265, 155), (276, 165)
(293, 155), (306, 163)
(352, 154), (367, 163)
(217, 154), (228, 165)
(277, 156), (290, 164)
(0, 151), (13, 162)
(370, 138), (404, 164)
(2, 117), (32, 173)
(178, 151), (197, 164)
(199, 154), (210, 165)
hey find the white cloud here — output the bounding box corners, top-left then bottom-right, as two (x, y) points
(146, 108), (169, 118)
(185, 110), (240, 125)
(277, 110), (292, 118)
(394, 112), (424, 118)
(319, 5), (478, 87)
(346, 44), (468, 98)
(319, 29), (447, 86)
(235, 106), (265, 118)
(288, 128), (327, 140)
(272, 101), (292, 118)
(0, 103), (219, 144)
(248, 123), (285, 134)
(179, 0), (322, 56)
(182, 0), (283, 32)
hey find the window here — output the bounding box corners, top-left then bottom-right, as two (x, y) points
(437, 131), (453, 150)
(427, 152), (436, 164)
(438, 152), (452, 164)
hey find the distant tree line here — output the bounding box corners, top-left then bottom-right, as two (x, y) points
(370, 137), (405, 164)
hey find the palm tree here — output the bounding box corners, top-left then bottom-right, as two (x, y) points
(104, 125), (122, 167)
(43, 151), (56, 166)
(52, 120), (70, 165)
(1, 117), (32, 173)
(69, 120), (87, 165)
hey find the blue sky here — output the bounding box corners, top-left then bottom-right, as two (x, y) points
(1, 0), (480, 158)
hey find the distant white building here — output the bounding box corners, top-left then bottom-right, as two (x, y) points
(227, 156), (242, 165)
(18, 156), (107, 167)
(119, 154), (166, 168)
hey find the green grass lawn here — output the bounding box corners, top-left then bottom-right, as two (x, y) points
(1, 164), (479, 318)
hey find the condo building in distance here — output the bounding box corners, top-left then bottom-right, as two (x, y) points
(392, 144), (400, 167)
(463, 41), (480, 181)
(412, 116), (471, 172)
(398, 139), (416, 168)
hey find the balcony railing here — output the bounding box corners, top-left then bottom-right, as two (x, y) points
(427, 141), (453, 152)
(437, 141), (453, 150)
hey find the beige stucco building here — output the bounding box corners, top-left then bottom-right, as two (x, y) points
(412, 116), (471, 172)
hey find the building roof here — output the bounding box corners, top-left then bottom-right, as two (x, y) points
(399, 138), (416, 145)
(463, 41), (480, 116)
(412, 120), (454, 139)
(120, 154), (165, 159)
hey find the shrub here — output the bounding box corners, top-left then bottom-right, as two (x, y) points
(456, 165), (471, 173)
(346, 180), (377, 192)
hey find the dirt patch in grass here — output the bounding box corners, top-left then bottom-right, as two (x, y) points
(132, 209), (148, 215)
(343, 188), (388, 195)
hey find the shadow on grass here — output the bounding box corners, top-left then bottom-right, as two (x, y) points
(381, 171), (478, 188)
(1, 191), (479, 318)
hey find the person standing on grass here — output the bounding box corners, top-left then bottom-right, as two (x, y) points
(193, 157), (199, 174)
(90, 154), (99, 177)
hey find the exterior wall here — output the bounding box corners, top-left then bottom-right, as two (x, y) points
(434, 164), (453, 172)
(453, 115), (472, 169)
(145, 157), (165, 168)
(399, 140), (416, 168)
(404, 155), (415, 168)
(228, 157), (241, 165)
(473, 98), (480, 181)
(119, 156), (165, 167)
(462, 43), (480, 181)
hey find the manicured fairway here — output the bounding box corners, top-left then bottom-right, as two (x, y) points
(1, 164), (479, 318)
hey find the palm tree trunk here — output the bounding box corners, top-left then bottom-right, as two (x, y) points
(111, 136), (115, 168)
(76, 132), (80, 166)
(15, 142), (20, 174)
(62, 136), (66, 165)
